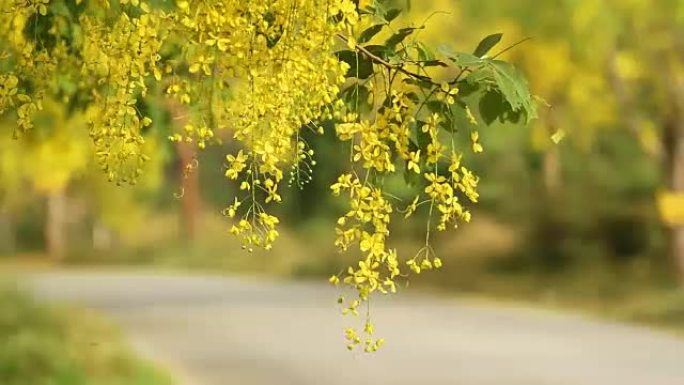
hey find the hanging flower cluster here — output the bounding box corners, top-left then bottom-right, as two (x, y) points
(0, 0), (536, 351)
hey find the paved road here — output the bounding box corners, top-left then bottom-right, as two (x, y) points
(20, 270), (684, 385)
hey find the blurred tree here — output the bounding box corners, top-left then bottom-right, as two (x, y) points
(0, 100), (90, 259)
(79, 133), (166, 254)
(0, 131), (24, 255)
(604, 0), (684, 281)
(432, 0), (683, 279)
(25, 100), (90, 260)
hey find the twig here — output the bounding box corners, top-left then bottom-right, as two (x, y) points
(336, 33), (438, 86)
(491, 37), (533, 59)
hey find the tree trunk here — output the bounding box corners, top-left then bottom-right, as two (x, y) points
(536, 132), (565, 270)
(672, 226), (684, 281)
(665, 70), (684, 282)
(0, 209), (15, 255)
(92, 220), (114, 253)
(167, 99), (201, 243)
(664, 122), (684, 281)
(543, 140), (561, 194)
(177, 141), (200, 242)
(46, 190), (67, 261)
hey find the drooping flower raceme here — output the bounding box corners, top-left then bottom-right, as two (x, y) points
(0, 0), (536, 351)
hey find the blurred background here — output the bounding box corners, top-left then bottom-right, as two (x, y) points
(3, 0), (683, 322)
(2, 1), (684, 383)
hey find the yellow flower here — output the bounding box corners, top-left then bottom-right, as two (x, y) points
(404, 196), (420, 218)
(359, 232), (385, 256)
(329, 275), (340, 286)
(225, 151), (248, 180)
(407, 150), (421, 173)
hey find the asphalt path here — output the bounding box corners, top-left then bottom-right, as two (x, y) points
(21, 270), (684, 385)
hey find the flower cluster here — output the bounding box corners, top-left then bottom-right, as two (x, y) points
(167, 0), (357, 250)
(1, 0), (535, 352)
(326, 52), (488, 350)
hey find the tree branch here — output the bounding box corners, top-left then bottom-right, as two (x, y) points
(336, 34), (438, 86)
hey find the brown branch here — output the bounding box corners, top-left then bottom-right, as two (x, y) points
(336, 33), (438, 86)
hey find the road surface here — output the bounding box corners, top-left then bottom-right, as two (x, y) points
(20, 270), (684, 385)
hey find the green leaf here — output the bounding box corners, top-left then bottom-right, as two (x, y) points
(485, 60), (537, 122)
(421, 60), (448, 67)
(408, 138), (419, 153)
(413, 120), (431, 153)
(473, 33), (503, 58)
(454, 80), (482, 97)
(478, 90), (509, 125)
(385, 27), (421, 49)
(370, 0), (387, 16)
(438, 46), (483, 68)
(464, 68), (492, 84)
(364, 44), (394, 61)
(415, 42), (447, 67)
(384, 8), (402, 22)
(451, 53), (484, 68)
(416, 42), (435, 61)
(402, 77), (435, 91)
(336, 50), (374, 79)
(404, 91), (420, 104)
(426, 100), (447, 115)
(342, 83), (372, 113)
(358, 24), (384, 44)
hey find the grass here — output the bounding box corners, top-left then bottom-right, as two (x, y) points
(13, 211), (684, 335)
(616, 289), (684, 326)
(408, 254), (684, 334)
(0, 284), (174, 385)
(61, 212), (329, 278)
(267, 217), (684, 334)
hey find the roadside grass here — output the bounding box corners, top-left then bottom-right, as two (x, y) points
(60, 213), (325, 277)
(617, 290), (684, 327)
(408, 253), (684, 334)
(0, 283), (174, 385)
(279, 216), (684, 334)
(8, 211), (684, 336)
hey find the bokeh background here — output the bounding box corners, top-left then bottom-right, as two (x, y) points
(2, 0), (684, 358)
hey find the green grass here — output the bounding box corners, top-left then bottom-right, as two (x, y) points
(36, 210), (684, 335)
(618, 289), (684, 326)
(0, 285), (174, 385)
(407, 255), (684, 333)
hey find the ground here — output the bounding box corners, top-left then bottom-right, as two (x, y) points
(19, 269), (684, 385)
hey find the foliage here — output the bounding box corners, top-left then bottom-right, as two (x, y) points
(0, 285), (173, 385)
(447, 0), (683, 269)
(0, 0), (535, 349)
